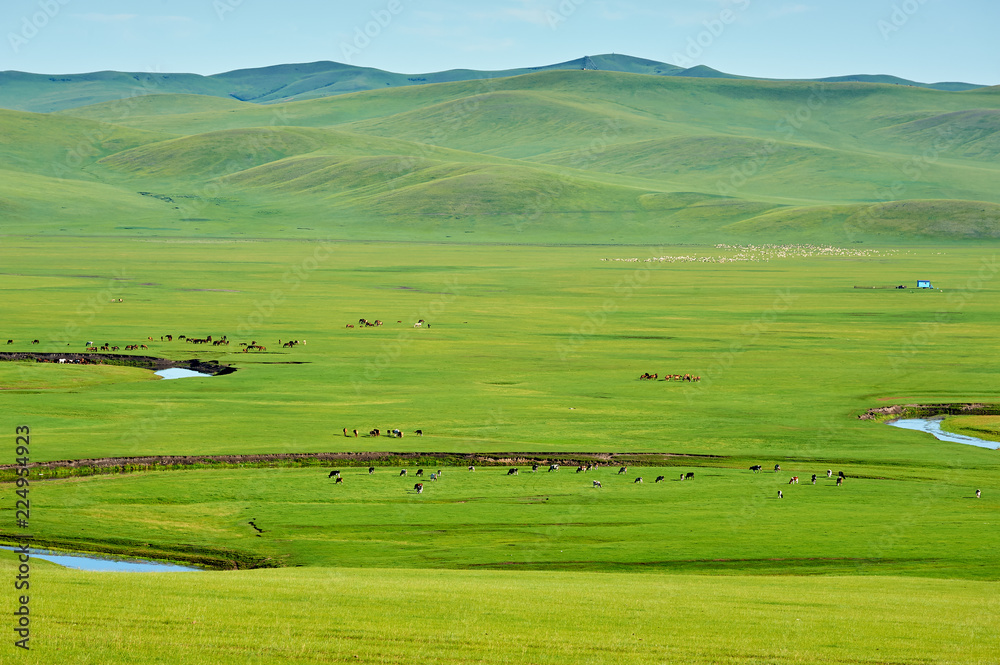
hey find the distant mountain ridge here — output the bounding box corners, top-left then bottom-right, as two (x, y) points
(0, 53), (986, 113)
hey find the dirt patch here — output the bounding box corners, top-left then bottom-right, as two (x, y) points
(858, 402), (999, 421)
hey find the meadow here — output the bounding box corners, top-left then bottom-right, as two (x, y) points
(2, 69), (1000, 662)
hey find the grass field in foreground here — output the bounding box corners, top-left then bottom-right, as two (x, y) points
(5, 464), (997, 578)
(1, 555), (996, 665)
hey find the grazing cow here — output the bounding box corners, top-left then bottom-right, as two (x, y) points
(838, 471), (845, 479)
(140, 344), (148, 350)
(634, 477), (643, 483)
(415, 429), (422, 436)
(368, 467), (375, 475)
(393, 429), (402, 438)
(31, 339), (39, 345)
(827, 469), (833, 478)
(399, 469), (407, 477)
(680, 473), (686, 480)
(343, 428), (349, 437)
(468, 466), (475, 472)
(328, 470), (340, 478)
(774, 464), (781, 473)
(532, 464), (540, 472)
(430, 473), (437, 481)
(6, 340), (12, 345)
(415, 469), (424, 477)
(414, 483), (423, 494)
(811, 474), (817, 484)
(369, 429), (380, 437)
(685, 472), (695, 480)
(778, 490), (783, 499)
(548, 464), (559, 472)
(788, 476), (798, 485)
(576, 466), (584, 474)
(618, 467), (627, 475)
(335, 476), (343, 484)
(976, 489), (981, 498)
(593, 480), (602, 488)
(750, 465), (762, 473)
(836, 476), (843, 486)
(655, 476), (665, 483)
(507, 468), (519, 475)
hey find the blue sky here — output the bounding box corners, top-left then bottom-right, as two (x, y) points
(2, 0), (996, 84)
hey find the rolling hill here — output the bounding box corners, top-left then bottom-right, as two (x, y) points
(3, 69), (1000, 244)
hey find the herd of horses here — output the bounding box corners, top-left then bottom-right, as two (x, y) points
(343, 428), (422, 438)
(7, 333), (302, 354)
(639, 373), (701, 382)
(346, 319), (427, 329)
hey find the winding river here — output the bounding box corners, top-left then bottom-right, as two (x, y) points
(888, 417), (999, 449)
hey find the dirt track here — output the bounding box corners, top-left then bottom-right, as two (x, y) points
(1, 450), (723, 475)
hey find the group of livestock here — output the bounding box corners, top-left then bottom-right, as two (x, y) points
(752, 464), (849, 497)
(343, 428), (423, 438)
(639, 373), (701, 382)
(324, 462), (706, 493)
(17, 333), (304, 354)
(346, 319), (428, 329)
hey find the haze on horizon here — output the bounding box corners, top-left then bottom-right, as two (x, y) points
(1, 0), (997, 86)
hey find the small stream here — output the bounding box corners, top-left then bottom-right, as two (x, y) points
(888, 417), (999, 449)
(1, 546), (202, 572)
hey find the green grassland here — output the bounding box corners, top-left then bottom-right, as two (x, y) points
(3, 70), (1000, 663)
